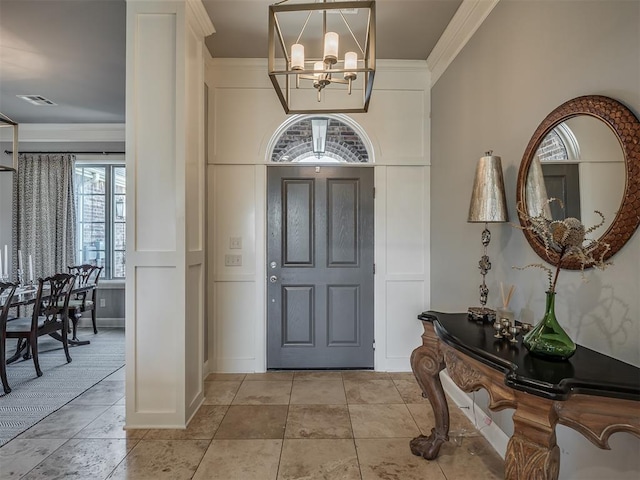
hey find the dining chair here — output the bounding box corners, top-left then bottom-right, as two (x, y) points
(67, 264), (103, 338)
(6, 273), (75, 379)
(0, 281), (19, 394)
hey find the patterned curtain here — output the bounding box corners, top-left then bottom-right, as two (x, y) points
(12, 154), (77, 280)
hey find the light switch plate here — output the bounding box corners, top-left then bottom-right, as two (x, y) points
(225, 254), (242, 266)
(229, 237), (242, 249)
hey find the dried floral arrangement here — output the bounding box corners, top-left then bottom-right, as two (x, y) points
(513, 198), (611, 293)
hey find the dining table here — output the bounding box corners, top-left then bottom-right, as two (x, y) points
(1, 282), (97, 364)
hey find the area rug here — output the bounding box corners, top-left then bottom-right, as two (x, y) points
(0, 328), (125, 446)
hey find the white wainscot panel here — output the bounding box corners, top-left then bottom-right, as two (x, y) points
(135, 267), (180, 413)
(186, 156), (203, 251)
(385, 281), (425, 367)
(213, 165), (257, 277)
(213, 89), (287, 163)
(186, 27), (203, 253)
(358, 90), (425, 160)
(215, 281), (257, 372)
(186, 263), (203, 409)
(386, 166), (427, 275)
(134, 14), (177, 251)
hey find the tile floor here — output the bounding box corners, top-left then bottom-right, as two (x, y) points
(0, 369), (504, 479)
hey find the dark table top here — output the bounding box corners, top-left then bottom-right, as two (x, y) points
(419, 311), (640, 401)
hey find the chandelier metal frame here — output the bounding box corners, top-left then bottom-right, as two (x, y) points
(268, 0), (376, 114)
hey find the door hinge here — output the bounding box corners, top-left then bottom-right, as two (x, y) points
(373, 340), (376, 351)
(373, 263), (376, 274)
(373, 187), (376, 198)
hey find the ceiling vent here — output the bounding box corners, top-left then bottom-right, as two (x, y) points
(16, 95), (57, 106)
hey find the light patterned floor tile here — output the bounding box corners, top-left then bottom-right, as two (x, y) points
(0, 438), (67, 479)
(285, 405), (352, 439)
(435, 436), (504, 480)
(349, 404), (420, 438)
(278, 439), (360, 480)
(192, 439), (282, 480)
(106, 439), (209, 480)
(232, 381), (292, 405)
(21, 438), (137, 479)
(143, 405), (227, 440)
(356, 438), (447, 480)
(215, 405), (288, 439)
(203, 380), (242, 405)
(74, 405), (147, 439)
(290, 379), (346, 405)
(344, 379), (404, 404)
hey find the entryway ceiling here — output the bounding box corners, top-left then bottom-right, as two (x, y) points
(0, 0), (462, 124)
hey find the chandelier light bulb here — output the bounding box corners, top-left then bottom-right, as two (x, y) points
(323, 32), (339, 64)
(313, 61), (325, 79)
(344, 51), (358, 80)
(291, 44), (305, 70)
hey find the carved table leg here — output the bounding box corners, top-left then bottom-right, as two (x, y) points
(409, 321), (449, 460)
(506, 396), (560, 480)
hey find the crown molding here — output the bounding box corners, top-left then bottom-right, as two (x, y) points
(0, 124), (125, 143)
(187, 0), (215, 37)
(427, 0), (500, 87)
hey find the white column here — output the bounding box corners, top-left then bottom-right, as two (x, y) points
(125, 0), (214, 429)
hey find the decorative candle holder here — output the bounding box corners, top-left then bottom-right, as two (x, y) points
(493, 317), (527, 344)
(16, 268), (24, 287)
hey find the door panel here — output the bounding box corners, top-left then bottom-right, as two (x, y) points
(283, 180), (314, 265)
(328, 179), (359, 265)
(282, 286), (314, 345)
(327, 285), (359, 345)
(267, 166), (374, 369)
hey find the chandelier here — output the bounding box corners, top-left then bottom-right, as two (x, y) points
(268, 0), (376, 114)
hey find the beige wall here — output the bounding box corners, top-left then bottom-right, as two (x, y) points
(431, 1), (639, 478)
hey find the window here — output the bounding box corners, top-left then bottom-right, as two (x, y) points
(75, 164), (126, 279)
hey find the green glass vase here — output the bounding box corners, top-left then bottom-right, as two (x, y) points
(523, 291), (576, 360)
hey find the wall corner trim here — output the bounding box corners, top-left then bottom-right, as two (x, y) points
(427, 0), (500, 87)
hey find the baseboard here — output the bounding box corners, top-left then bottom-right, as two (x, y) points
(440, 371), (509, 459)
(214, 357), (257, 373)
(382, 357), (412, 372)
(77, 317), (125, 329)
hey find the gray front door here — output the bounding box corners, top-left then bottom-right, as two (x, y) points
(267, 166), (374, 369)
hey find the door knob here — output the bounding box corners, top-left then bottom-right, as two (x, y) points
(269, 275), (278, 283)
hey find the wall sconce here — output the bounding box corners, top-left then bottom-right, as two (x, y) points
(467, 151), (508, 322)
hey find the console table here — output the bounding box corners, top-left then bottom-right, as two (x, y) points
(410, 311), (640, 480)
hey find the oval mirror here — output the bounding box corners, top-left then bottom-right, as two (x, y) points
(517, 95), (640, 270)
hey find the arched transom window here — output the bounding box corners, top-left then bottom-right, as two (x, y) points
(271, 116), (370, 163)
